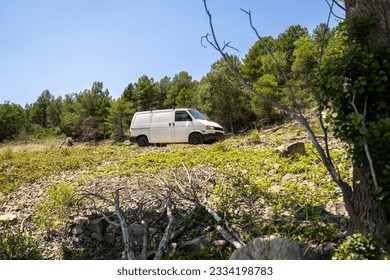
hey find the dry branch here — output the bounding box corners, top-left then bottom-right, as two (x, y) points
(154, 191), (175, 260)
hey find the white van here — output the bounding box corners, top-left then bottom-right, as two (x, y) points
(129, 108), (224, 146)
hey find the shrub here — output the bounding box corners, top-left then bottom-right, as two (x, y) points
(0, 229), (42, 259)
(333, 234), (383, 260)
(34, 182), (74, 230)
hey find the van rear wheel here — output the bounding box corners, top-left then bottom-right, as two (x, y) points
(189, 133), (203, 145)
(137, 136), (149, 147)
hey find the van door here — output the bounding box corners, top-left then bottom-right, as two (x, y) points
(173, 110), (193, 143)
(149, 111), (173, 143)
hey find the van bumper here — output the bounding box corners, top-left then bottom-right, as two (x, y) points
(202, 133), (225, 143)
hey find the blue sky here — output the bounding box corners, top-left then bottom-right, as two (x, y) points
(0, 0), (344, 106)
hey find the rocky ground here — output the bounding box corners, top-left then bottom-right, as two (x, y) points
(0, 122), (351, 260)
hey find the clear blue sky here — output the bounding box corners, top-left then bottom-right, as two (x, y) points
(0, 0), (344, 106)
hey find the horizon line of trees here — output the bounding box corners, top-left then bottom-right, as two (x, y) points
(1, 22), (334, 143)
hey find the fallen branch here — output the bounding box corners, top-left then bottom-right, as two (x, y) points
(154, 191), (175, 260)
(215, 225), (243, 249)
(113, 189), (136, 260)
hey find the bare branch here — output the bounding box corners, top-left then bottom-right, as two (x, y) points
(114, 189), (136, 260)
(330, 0), (346, 12)
(349, 91), (379, 190)
(202, 0), (363, 229)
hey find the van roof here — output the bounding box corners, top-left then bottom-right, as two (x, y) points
(135, 108), (196, 113)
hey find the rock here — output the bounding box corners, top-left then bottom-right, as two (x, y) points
(274, 142), (306, 156)
(74, 216), (89, 226)
(73, 225), (84, 235)
(213, 239), (227, 248)
(86, 217), (108, 241)
(65, 137), (74, 147)
(230, 235), (318, 260)
(0, 213), (17, 223)
(128, 223), (146, 247)
(123, 140), (131, 146)
(178, 237), (210, 253)
(104, 232), (117, 245)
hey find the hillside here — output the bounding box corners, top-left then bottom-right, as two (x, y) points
(0, 120), (351, 260)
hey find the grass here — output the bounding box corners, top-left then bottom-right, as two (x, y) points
(0, 121), (353, 258)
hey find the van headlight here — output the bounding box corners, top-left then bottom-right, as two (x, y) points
(206, 125), (214, 130)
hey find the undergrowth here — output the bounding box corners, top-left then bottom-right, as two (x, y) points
(0, 134), (352, 251)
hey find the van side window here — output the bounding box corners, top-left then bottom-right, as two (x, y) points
(175, 111), (192, 122)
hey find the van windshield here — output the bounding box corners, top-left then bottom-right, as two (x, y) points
(188, 109), (207, 120)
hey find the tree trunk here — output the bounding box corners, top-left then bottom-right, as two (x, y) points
(344, 0), (390, 249)
(345, 0), (390, 47)
(352, 165), (390, 247)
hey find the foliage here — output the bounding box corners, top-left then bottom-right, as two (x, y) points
(200, 57), (254, 133)
(61, 244), (88, 260)
(34, 181), (74, 230)
(133, 75), (159, 111)
(251, 74), (283, 120)
(166, 244), (232, 260)
(0, 228), (42, 259)
(332, 233), (386, 260)
(316, 20), (390, 207)
(164, 71), (198, 108)
(0, 146), (14, 160)
(107, 98), (134, 141)
(0, 101), (26, 142)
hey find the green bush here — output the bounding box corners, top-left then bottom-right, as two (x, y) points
(34, 182), (74, 230)
(0, 229), (42, 259)
(333, 234), (383, 260)
(0, 147), (13, 160)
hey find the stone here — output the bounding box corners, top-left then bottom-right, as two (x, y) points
(86, 217), (108, 241)
(274, 142), (306, 156)
(123, 140), (131, 146)
(230, 235), (318, 260)
(128, 223), (145, 246)
(74, 216), (89, 226)
(65, 137), (74, 147)
(0, 213), (17, 223)
(73, 225), (84, 235)
(104, 232), (117, 245)
(178, 237), (210, 253)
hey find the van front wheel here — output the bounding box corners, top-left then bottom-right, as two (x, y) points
(189, 133), (203, 145)
(137, 136), (149, 147)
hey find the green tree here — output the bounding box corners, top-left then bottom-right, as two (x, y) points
(30, 90), (54, 128)
(164, 71), (197, 108)
(107, 98), (134, 141)
(133, 75), (159, 111)
(241, 36), (275, 82)
(251, 74), (283, 121)
(77, 82), (111, 122)
(291, 34), (317, 80)
(200, 57), (253, 133)
(121, 83), (135, 103)
(0, 102), (26, 141)
(157, 76), (171, 107)
(76, 82), (112, 139)
(202, 0), (390, 251)
(316, 15), (390, 247)
(275, 25), (309, 70)
(59, 93), (83, 137)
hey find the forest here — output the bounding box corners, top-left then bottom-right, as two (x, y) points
(1, 23), (329, 142)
